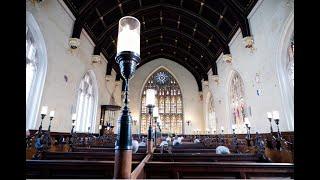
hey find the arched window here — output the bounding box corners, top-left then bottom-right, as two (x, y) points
(276, 12), (294, 131)
(75, 71), (98, 133)
(207, 94), (216, 132)
(140, 69), (183, 134)
(229, 71), (247, 133)
(26, 12), (47, 130)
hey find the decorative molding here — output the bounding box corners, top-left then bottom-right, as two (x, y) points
(69, 37), (80, 49)
(222, 54), (232, 64)
(91, 55), (102, 64)
(243, 36), (256, 52)
(105, 74), (113, 81)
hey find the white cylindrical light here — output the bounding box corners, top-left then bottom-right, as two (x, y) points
(116, 16), (140, 55)
(272, 111), (279, 119)
(49, 111), (55, 118)
(231, 124), (236, 130)
(153, 107), (159, 118)
(221, 126), (224, 131)
(99, 125), (102, 130)
(244, 117), (250, 125)
(41, 106), (48, 115)
(72, 113), (77, 121)
(267, 112), (272, 119)
(145, 89), (156, 106)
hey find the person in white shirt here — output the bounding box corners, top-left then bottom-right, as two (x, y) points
(216, 146), (230, 154)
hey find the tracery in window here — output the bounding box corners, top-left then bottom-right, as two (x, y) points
(75, 72), (98, 133)
(229, 71), (247, 133)
(140, 69), (183, 134)
(26, 12), (47, 130)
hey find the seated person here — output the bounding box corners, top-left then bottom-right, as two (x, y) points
(173, 136), (182, 146)
(160, 137), (172, 154)
(132, 139), (139, 153)
(166, 136), (172, 142)
(138, 141), (146, 146)
(216, 145), (231, 154)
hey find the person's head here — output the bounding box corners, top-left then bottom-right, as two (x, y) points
(132, 140), (139, 153)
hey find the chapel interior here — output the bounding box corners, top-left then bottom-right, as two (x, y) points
(26, 0), (294, 179)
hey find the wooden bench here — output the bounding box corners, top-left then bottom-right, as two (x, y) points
(26, 159), (140, 179)
(72, 146), (147, 153)
(41, 151), (146, 161)
(151, 153), (261, 162)
(144, 161), (294, 179)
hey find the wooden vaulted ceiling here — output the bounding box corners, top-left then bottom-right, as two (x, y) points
(64, 0), (258, 91)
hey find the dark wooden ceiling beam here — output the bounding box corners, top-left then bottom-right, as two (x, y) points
(223, 0), (252, 37)
(96, 3), (228, 47)
(116, 26), (216, 61)
(141, 42), (208, 71)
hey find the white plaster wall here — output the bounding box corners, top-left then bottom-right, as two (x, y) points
(129, 58), (204, 134)
(207, 0), (294, 134)
(26, 0), (120, 133)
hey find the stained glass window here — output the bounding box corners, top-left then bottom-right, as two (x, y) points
(140, 69), (183, 134)
(229, 71), (247, 133)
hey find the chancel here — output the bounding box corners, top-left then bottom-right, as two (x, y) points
(26, 0), (294, 179)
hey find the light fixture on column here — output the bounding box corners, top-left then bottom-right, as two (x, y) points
(113, 16), (140, 179)
(146, 88), (156, 152)
(48, 111), (55, 132)
(272, 110), (282, 150)
(153, 107), (159, 147)
(244, 117), (251, 146)
(71, 113), (76, 134)
(39, 106), (48, 132)
(267, 112), (273, 133)
(272, 111), (281, 137)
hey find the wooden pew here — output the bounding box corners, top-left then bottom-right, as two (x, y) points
(151, 153), (261, 162)
(41, 151), (146, 161)
(72, 146), (147, 153)
(26, 160), (140, 179)
(144, 161), (294, 179)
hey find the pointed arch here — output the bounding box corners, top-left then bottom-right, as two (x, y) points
(26, 12), (48, 130)
(227, 70), (248, 133)
(140, 67), (184, 134)
(275, 11), (294, 131)
(75, 70), (99, 133)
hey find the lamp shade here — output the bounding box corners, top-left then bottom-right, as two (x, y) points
(231, 124), (236, 130)
(153, 107), (159, 118)
(116, 16), (140, 55)
(145, 89), (156, 106)
(49, 111), (55, 118)
(221, 126), (224, 131)
(244, 117), (250, 125)
(71, 113), (77, 120)
(267, 112), (272, 119)
(41, 106), (48, 115)
(272, 111), (279, 119)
